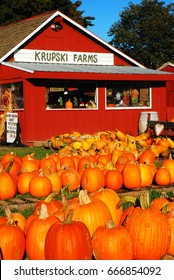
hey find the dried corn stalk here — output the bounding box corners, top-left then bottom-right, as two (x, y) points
(0, 89), (17, 140)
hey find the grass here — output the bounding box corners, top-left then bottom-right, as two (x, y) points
(0, 145), (55, 159)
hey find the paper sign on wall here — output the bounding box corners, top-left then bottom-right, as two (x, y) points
(6, 112), (18, 143)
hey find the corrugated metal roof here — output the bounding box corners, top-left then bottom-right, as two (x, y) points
(2, 62), (172, 75)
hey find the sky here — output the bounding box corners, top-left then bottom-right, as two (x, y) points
(72, 0), (172, 42)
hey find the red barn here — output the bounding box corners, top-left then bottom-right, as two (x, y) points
(158, 62), (174, 121)
(0, 10), (174, 145)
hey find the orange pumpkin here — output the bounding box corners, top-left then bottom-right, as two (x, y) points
(60, 168), (80, 192)
(3, 159), (21, 177)
(20, 156), (39, 172)
(150, 197), (169, 211)
(89, 188), (123, 226)
(45, 210), (92, 260)
(29, 172), (52, 198)
(45, 171), (62, 193)
(138, 149), (155, 164)
(162, 155), (174, 184)
(26, 204), (60, 260)
(0, 170), (17, 200)
(39, 156), (57, 174)
(92, 220), (133, 260)
(11, 212), (27, 232)
(122, 162), (141, 189)
(64, 190), (112, 237)
(80, 166), (105, 192)
(0, 216), (25, 259)
(154, 166), (171, 186)
(33, 193), (63, 216)
(139, 163), (154, 187)
(60, 156), (75, 170)
(123, 193), (171, 260)
(166, 210), (174, 255)
(125, 207), (171, 259)
(65, 99), (73, 109)
(104, 169), (123, 190)
(17, 171), (35, 194)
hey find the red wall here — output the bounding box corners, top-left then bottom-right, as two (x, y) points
(17, 80), (167, 144)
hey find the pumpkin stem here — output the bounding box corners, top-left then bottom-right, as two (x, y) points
(117, 191), (150, 209)
(4, 206), (17, 226)
(139, 191), (150, 209)
(5, 158), (14, 173)
(161, 203), (169, 214)
(106, 220), (116, 229)
(64, 209), (74, 224)
(4, 206), (13, 219)
(79, 190), (91, 205)
(39, 204), (49, 219)
(62, 194), (68, 211)
(116, 195), (137, 209)
(45, 192), (57, 202)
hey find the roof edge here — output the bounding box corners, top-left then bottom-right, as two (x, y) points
(158, 61), (174, 70)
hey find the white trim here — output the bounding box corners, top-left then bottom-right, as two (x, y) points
(0, 10), (145, 68)
(158, 62), (174, 70)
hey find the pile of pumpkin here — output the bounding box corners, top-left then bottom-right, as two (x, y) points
(49, 129), (174, 159)
(0, 189), (174, 260)
(0, 128), (174, 260)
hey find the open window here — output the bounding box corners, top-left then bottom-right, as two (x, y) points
(106, 82), (151, 109)
(46, 82), (98, 109)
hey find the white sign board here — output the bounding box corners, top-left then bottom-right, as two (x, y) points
(6, 112), (18, 143)
(14, 49), (114, 65)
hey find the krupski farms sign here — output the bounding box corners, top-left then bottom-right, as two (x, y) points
(14, 49), (114, 65)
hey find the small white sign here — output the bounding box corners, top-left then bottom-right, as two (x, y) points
(6, 112), (18, 143)
(14, 49), (114, 65)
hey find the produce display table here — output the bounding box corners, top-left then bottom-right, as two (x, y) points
(0, 185), (174, 211)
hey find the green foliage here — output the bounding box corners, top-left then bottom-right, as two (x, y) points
(0, 146), (55, 159)
(0, 0), (95, 28)
(108, 0), (174, 69)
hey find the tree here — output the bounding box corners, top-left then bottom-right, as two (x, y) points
(108, 0), (174, 69)
(0, 0), (94, 28)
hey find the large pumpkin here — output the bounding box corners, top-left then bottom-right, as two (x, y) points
(64, 190), (112, 237)
(92, 220), (133, 260)
(45, 210), (92, 260)
(123, 192), (171, 260)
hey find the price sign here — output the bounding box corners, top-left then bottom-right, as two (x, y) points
(6, 112), (18, 143)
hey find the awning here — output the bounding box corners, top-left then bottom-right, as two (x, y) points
(2, 61), (174, 82)
(2, 61), (173, 74)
